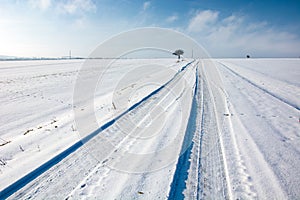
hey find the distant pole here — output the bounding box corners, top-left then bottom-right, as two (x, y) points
(69, 50), (71, 59)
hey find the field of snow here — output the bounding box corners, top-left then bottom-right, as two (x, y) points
(0, 58), (299, 199)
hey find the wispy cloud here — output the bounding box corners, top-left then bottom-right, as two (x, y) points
(187, 10), (300, 57)
(188, 10), (219, 33)
(143, 1), (151, 11)
(28, 0), (52, 11)
(57, 0), (96, 15)
(166, 14), (178, 23)
(28, 0), (96, 15)
(26, 0), (97, 32)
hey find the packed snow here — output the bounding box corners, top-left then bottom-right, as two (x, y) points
(0, 58), (299, 199)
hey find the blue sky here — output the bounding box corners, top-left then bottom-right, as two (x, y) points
(0, 0), (299, 57)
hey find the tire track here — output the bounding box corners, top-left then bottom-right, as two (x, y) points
(202, 60), (260, 199)
(168, 66), (199, 199)
(198, 62), (229, 199)
(68, 76), (189, 198)
(216, 61), (295, 198)
(169, 60), (229, 199)
(68, 61), (197, 198)
(218, 62), (300, 111)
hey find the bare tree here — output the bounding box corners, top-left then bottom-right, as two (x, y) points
(173, 49), (184, 59)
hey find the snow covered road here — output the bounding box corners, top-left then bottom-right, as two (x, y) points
(0, 58), (299, 199)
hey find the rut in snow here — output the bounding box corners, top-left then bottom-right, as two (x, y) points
(168, 63), (229, 199)
(219, 62), (300, 111)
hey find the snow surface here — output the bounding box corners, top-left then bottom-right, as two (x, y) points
(0, 58), (299, 199)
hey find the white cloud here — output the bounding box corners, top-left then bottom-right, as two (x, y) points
(188, 10), (219, 33)
(28, 0), (96, 14)
(187, 11), (300, 57)
(143, 1), (151, 11)
(29, 0), (52, 10)
(208, 16), (287, 53)
(58, 0), (96, 15)
(166, 14), (178, 23)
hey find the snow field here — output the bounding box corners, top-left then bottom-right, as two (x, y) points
(1, 58), (299, 199)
